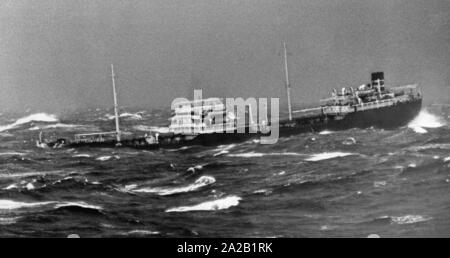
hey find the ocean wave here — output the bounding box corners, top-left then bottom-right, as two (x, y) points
(96, 155), (120, 161)
(373, 181), (387, 188)
(120, 230), (160, 236)
(186, 165), (204, 173)
(72, 154), (91, 158)
(0, 113), (58, 132)
(0, 152), (27, 156)
(133, 125), (170, 133)
(253, 189), (272, 195)
(342, 137), (357, 145)
(408, 143), (450, 152)
(106, 112), (143, 120)
(319, 130), (334, 135)
(0, 200), (55, 210)
(213, 144), (237, 157)
(389, 215), (432, 225)
(305, 152), (354, 161)
(0, 199), (102, 213)
(132, 176), (216, 196)
(28, 123), (83, 131)
(2, 180), (38, 191)
(166, 195), (242, 212)
(0, 170), (70, 179)
(53, 201), (103, 211)
(0, 216), (22, 225)
(227, 152), (303, 158)
(3, 183), (18, 190)
(444, 157), (450, 163)
(408, 109), (446, 134)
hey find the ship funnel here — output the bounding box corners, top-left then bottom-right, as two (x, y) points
(371, 72), (384, 89)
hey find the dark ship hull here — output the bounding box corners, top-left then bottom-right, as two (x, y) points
(47, 97), (422, 150)
(280, 97), (422, 135)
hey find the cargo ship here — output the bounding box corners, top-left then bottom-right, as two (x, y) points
(38, 44), (422, 149)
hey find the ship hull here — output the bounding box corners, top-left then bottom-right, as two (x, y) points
(279, 98), (422, 136)
(53, 98), (422, 150)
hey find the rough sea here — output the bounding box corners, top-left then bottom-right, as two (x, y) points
(0, 104), (449, 238)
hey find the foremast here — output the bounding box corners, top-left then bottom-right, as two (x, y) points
(111, 64), (121, 144)
(283, 42), (293, 121)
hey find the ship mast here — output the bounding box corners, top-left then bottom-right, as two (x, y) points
(111, 64), (121, 144)
(283, 42), (293, 121)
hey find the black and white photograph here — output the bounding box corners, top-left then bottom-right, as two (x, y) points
(0, 0), (450, 243)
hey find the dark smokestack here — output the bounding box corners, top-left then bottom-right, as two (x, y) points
(371, 72), (385, 88)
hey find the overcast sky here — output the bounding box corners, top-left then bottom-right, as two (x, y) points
(1, 0), (449, 113)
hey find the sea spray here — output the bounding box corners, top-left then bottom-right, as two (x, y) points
(0, 113), (58, 132)
(408, 109), (445, 134)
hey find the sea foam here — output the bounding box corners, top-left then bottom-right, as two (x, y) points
(166, 196), (242, 212)
(319, 130), (334, 135)
(408, 109), (445, 134)
(0, 199), (102, 212)
(0, 200), (54, 210)
(390, 215), (432, 225)
(132, 176), (216, 196)
(227, 152), (303, 158)
(29, 123), (81, 131)
(305, 152), (354, 161)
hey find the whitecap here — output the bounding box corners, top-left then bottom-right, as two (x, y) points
(0, 152), (26, 156)
(0, 216), (21, 225)
(227, 152), (265, 158)
(0, 200), (54, 210)
(166, 195), (241, 212)
(133, 125), (170, 133)
(213, 144), (236, 157)
(106, 112), (143, 120)
(0, 170), (68, 179)
(227, 152), (302, 158)
(187, 165), (204, 173)
(54, 201), (103, 211)
(0, 113), (58, 132)
(319, 130), (334, 135)
(133, 176), (216, 196)
(374, 181), (387, 188)
(29, 123), (82, 131)
(342, 137), (356, 145)
(409, 126), (428, 134)
(408, 109), (445, 134)
(123, 184), (138, 191)
(122, 230), (160, 236)
(408, 143), (450, 151)
(25, 183), (35, 190)
(444, 157), (450, 163)
(320, 225), (337, 231)
(390, 215), (432, 225)
(305, 152), (354, 161)
(253, 189), (272, 195)
(72, 154), (91, 158)
(3, 183), (18, 190)
(96, 156), (112, 161)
